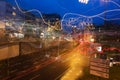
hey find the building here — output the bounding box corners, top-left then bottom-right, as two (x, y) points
(24, 12), (36, 23)
(43, 13), (61, 26)
(0, 0), (25, 29)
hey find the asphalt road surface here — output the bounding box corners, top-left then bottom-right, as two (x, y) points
(0, 41), (78, 80)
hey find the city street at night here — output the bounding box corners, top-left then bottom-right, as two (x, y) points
(0, 0), (120, 80)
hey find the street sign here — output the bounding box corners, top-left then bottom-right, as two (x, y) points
(90, 58), (109, 64)
(90, 62), (109, 68)
(90, 70), (109, 78)
(90, 58), (109, 79)
(90, 66), (109, 73)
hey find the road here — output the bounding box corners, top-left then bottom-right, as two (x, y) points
(0, 41), (89, 80)
(13, 44), (88, 80)
(17, 55), (70, 80)
(4, 47), (73, 80)
(0, 41), (80, 80)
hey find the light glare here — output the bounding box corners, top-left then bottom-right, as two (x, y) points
(79, 0), (89, 4)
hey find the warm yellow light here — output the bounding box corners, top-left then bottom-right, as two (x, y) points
(0, 21), (5, 28)
(47, 27), (52, 31)
(90, 38), (94, 42)
(61, 53), (89, 80)
(12, 12), (16, 16)
(52, 36), (56, 40)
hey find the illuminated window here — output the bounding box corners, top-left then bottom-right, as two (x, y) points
(12, 12), (16, 16)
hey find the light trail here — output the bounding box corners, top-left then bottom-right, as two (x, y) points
(98, 16), (120, 21)
(60, 51), (89, 80)
(103, 47), (120, 53)
(13, 0), (62, 56)
(61, 8), (120, 31)
(60, 43), (90, 80)
(110, 0), (120, 7)
(14, 0), (120, 32)
(15, 0), (51, 27)
(104, 0), (120, 18)
(61, 0), (120, 29)
(107, 11), (120, 18)
(13, 0), (120, 52)
(90, 9), (120, 18)
(62, 9), (120, 21)
(103, 0), (120, 8)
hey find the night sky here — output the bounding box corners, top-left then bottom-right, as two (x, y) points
(6, 0), (120, 25)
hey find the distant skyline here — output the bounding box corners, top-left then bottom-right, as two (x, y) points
(6, 0), (120, 25)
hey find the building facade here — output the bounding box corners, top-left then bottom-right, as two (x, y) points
(0, 0), (25, 29)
